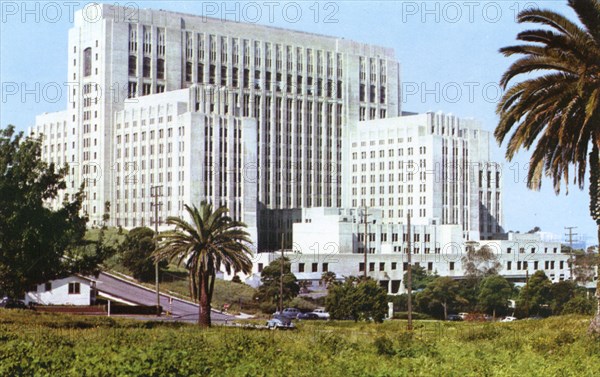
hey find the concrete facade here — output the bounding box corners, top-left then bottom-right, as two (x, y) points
(252, 208), (569, 294)
(347, 112), (503, 241)
(31, 4), (401, 250)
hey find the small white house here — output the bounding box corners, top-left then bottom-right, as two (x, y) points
(24, 276), (97, 306)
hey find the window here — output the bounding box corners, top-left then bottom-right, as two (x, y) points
(298, 263), (305, 273)
(143, 57), (151, 78)
(157, 59), (165, 79)
(369, 262), (375, 272)
(449, 262), (455, 271)
(359, 262), (365, 272)
(128, 55), (136, 76)
(312, 263), (318, 273)
(257, 263), (263, 272)
(83, 48), (92, 77)
(379, 262), (385, 271)
(45, 282), (52, 292)
(322, 263), (329, 272)
(68, 282), (81, 294)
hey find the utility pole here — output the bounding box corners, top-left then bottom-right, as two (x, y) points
(407, 213), (413, 331)
(151, 185), (162, 317)
(362, 207), (370, 279)
(565, 226), (578, 281)
(279, 233), (284, 313)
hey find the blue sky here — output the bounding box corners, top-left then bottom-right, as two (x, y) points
(0, 1), (595, 246)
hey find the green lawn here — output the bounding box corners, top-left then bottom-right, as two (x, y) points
(1, 310), (598, 376)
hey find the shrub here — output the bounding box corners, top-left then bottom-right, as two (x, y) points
(562, 296), (595, 315)
(392, 311), (432, 320)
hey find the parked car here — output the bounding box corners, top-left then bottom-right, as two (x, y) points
(501, 316), (517, 322)
(447, 314), (463, 321)
(312, 308), (330, 320)
(266, 315), (295, 330)
(0, 297), (28, 309)
(296, 312), (320, 320)
(273, 307), (301, 320)
(458, 312), (469, 320)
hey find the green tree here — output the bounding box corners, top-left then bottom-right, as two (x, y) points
(326, 277), (387, 322)
(119, 227), (167, 282)
(0, 126), (111, 298)
(320, 271), (337, 289)
(416, 277), (467, 320)
(563, 295), (596, 315)
(478, 275), (513, 319)
(495, 0), (600, 332)
(462, 244), (502, 280)
(152, 202), (253, 327)
(518, 271), (553, 317)
(403, 265), (437, 291)
(253, 257), (300, 309)
(550, 280), (577, 314)
(572, 251), (599, 285)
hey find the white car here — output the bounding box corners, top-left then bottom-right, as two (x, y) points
(312, 308), (330, 320)
(501, 316), (517, 322)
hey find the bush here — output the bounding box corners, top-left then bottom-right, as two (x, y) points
(288, 297), (318, 311)
(562, 296), (595, 315)
(392, 311), (432, 320)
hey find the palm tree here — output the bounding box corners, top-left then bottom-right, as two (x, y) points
(152, 202), (253, 327)
(495, 0), (600, 333)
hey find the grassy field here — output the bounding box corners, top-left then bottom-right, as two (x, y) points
(1, 310), (598, 376)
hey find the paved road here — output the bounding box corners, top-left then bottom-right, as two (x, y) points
(96, 272), (234, 324)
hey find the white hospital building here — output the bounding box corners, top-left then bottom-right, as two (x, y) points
(30, 4), (584, 291)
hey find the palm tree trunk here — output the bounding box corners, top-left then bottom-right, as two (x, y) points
(588, 145), (600, 335)
(199, 272), (211, 327)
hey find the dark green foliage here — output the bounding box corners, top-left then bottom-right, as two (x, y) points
(478, 275), (513, 318)
(119, 227), (166, 282)
(550, 280), (577, 314)
(325, 277), (387, 322)
(254, 257), (300, 309)
(0, 125), (112, 298)
(416, 277), (467, 320)
(403, 265), (437, 290)
(562, 295), (596, 315)
(387, 293), (408, 312)
(392, 311), (432, 320)
(373, 333), (438, 358)
(518, 271), (553, 317)
(320, 271), (337, 288)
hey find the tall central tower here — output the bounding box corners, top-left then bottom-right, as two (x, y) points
(34, 4), (402, 250)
